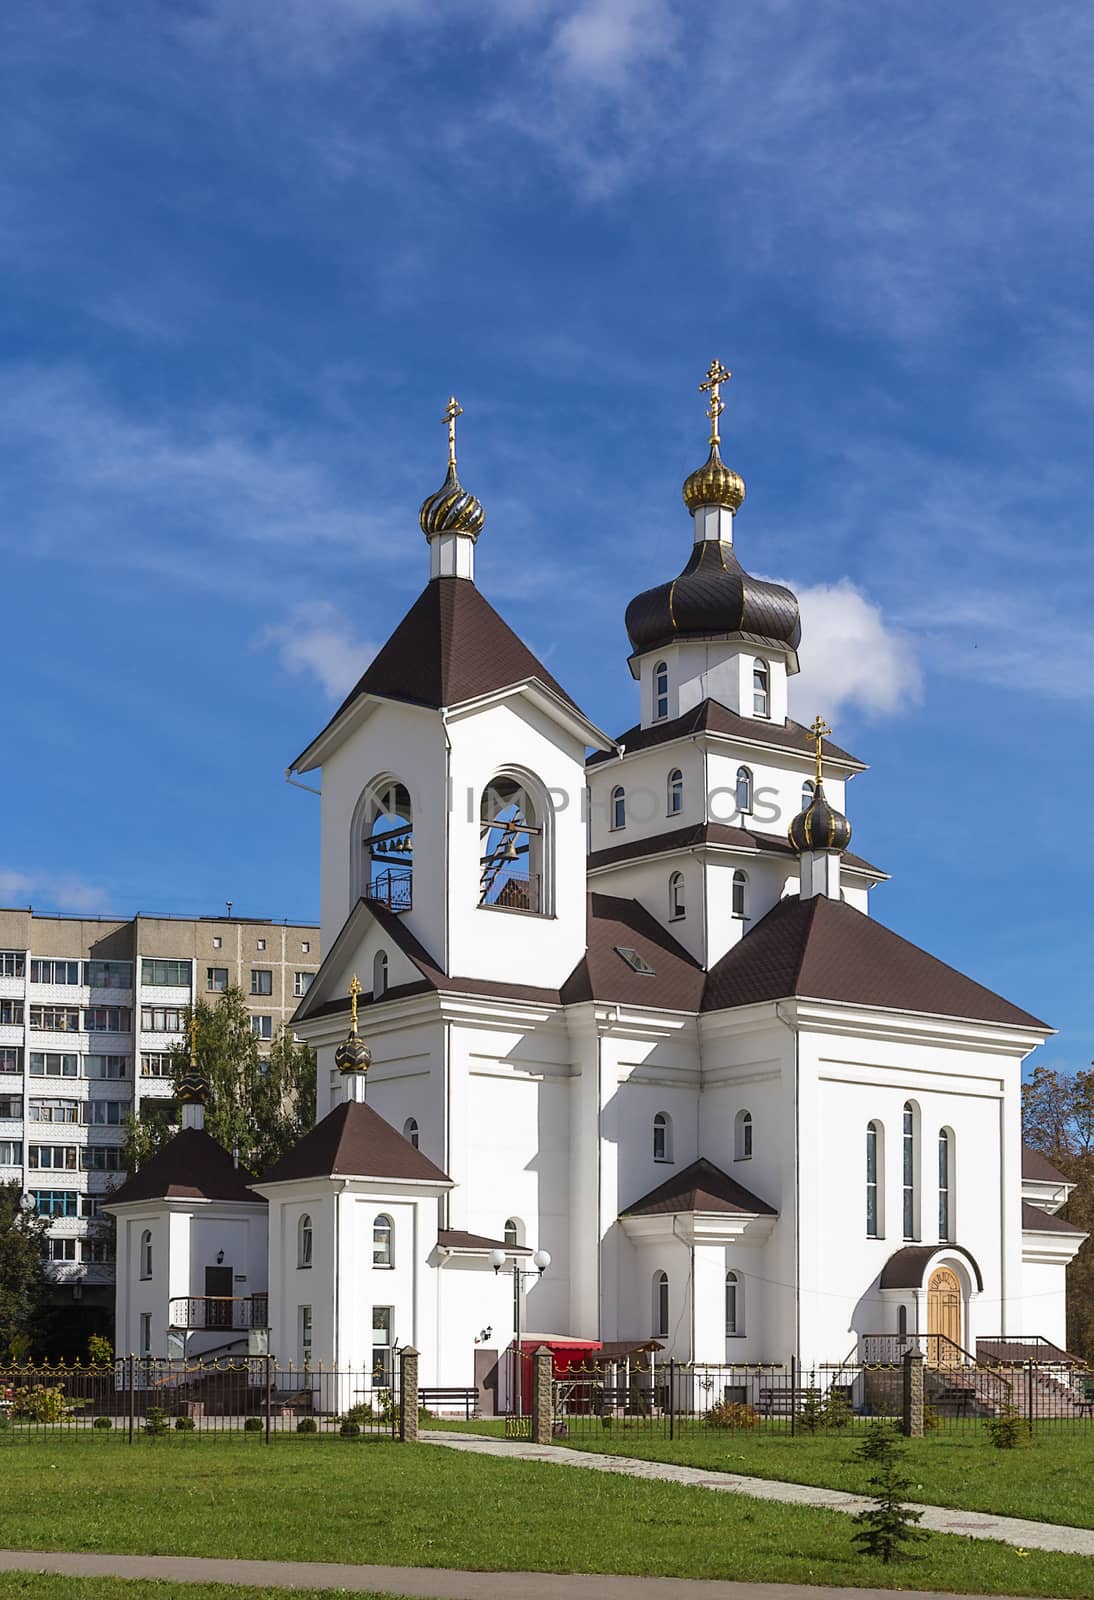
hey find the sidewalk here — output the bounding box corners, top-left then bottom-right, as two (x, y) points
(420, 1430), (1094, 1558)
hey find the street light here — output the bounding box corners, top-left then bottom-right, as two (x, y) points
(491, 1247), (551, 1422)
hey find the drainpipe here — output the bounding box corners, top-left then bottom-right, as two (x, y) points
(775, 1002), (800, 1362)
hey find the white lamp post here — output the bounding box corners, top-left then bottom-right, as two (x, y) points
(491, 1247), (551, 1421)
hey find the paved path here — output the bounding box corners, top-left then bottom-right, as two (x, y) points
(0, 1550), (1047, 1600)
(421, 1429), (1094, 1558)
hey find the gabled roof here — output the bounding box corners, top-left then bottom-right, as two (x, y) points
(622, 1157), (777, 1218)
(561, 893), (706, 1012)
(702, 894), (1048, 1029)
(292, 578), (588, 769)
(258, 1098), (452, 1186)
(103, 1128), (262, 1208)
(1022, 1145), (1073, 1187)
(1021, 1201), (1086, 1235)
(587, 819), (885, 879)
(587, 700), (864, 770)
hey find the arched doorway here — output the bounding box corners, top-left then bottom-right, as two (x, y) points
(927, 1266), (962, 1361)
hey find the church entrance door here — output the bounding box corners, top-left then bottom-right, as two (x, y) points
(927, 1267), (962, 1363)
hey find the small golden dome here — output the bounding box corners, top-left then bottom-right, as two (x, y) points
(682, 442), (746, 514)
(419, 462), (486, 540)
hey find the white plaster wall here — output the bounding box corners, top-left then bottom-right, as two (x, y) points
(1018, 1254), (1069, 1350)
(707, 749), (845, 843)
(635, 644), (791, 728)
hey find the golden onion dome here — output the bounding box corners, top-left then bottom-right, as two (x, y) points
(682, 441), (746, 514)
(419, 462), (486, 540)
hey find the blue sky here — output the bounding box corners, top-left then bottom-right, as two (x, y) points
(2, 2), (1092, 1067)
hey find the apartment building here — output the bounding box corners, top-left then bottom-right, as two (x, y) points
(0, 909), (319, 1346)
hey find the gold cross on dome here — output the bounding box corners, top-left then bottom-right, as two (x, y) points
(188, 1014), (199, 1067)
(442, 396), (463, 468)
(348, 974), (363, 1031)
(810, 715), (832, 787)
(699, 358), (732, 447)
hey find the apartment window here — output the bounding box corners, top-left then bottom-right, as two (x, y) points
(0, 1002), (24, 1026)
(653, 1111), (672, 1163)
(140, 1229), (153, 1279)
(938, 1128), (954, 1242)
(250, 969), (273, 996)
(373, 1214), (394, 1268)
(298, 1214), (313, 1269)
(141, 1006), (184, 1033)
(82, 1146), (124, 1172)
(83, 1240), (114, 1265)
(29, 1005), (80, 1032)
(29, 1052), (78, 1078)
(44, 1237), (77, 1262)
(256, 939), (266, 952)
(372, 1306), (394, 1386)
(0, 1095), (19, 1118)
(293, 971), (314, 998)
(85, 1055), (128, 1079)
(141, 960), (190, 987)
(140, 1052), (175, 1077)
(83, 1101), (130, 1126)
(139, 1314), (151, 1357)
(301, 941), (311, 954)
(80, 1195), (102, 1219)
(0, 1139), (22, 1164)
(250, 1015), (273, 1042)
(866, 1121), (881, 1238)
(206, 968), (228, 992)
(752, 658), (770, 717)
(84, 961), (133, 989)
(29, 1144), (77, 1170)
(84, 1006), (131, 1033)
(29, 1099), (79, 1124)
(30, 960), (80, 985)
(403, 1117), (419, 1149)
(610, 785), (626, 830)
(0, 952), (25, 978)
(0, 1048), (22, 1074)
(212, 937), (222, 951)
(33, 1191), (78, 1218)
(903, 1102), (918, 1241)
(653, 660), (669, 720)
(653, 1271), (669, 1338)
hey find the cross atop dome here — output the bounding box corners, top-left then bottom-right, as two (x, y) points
(419, 394), (485, 569)
(699, 357), (732, 448)
(683, 356), (746, 517)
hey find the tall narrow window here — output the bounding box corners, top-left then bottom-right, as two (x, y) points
(801, 779), (815, 812)
(731, 869), (748, 919)
(735, 766), (753, 815)
(938, 1128), (954, 1242)
(735, 1109), (753, 1160)
(139, 1229), (152, 1280)
(503, 1217), (521, 1248)
(753, 659), (770, 717)
(298, 1213), (313, 1268)
(403, 1117), (419, 1149)
(866, 1122), (880, 1238)
(373, 1214), (393, 1268)
(668, 871), (685, 921)
(654, 661), (669, 721)
(667, 768), (683, 816)
(654, 1270), (669, 1338)
(653, 1112), (672, 1162)
(610, 786), (626, 830)
(903, 1102), (917, 1241)
(373, 950), (388, 999)
(725, 1270), (741, 1335)
(139, 1313), (151, 1356)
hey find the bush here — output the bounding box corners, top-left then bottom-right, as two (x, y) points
(797, 1387), (825, 1434)
(822, 1389), (853, 1431)
(10, 1385), (67, 1424)
(339, 1420), (361, 1438)
(243, 1416), (263, 1433)
(704, 1400), (758, 1430)
(174, 1416), (195, 1431)
(87, 1334), (114, 1365)
(92, 1416), (113, 1431)
(985, 1404), (1027, 1449)
(296, 1417), (318, 1433)
(923, 1403), (941, 1433)
(142, 1407), (168, 1437)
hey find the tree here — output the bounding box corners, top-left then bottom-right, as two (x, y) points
(1021, 1065), (1094, 1357)
(850, 1424), (927, 1564)
(0, 1180), (50, 1356)
(122, 987), (316, 1177)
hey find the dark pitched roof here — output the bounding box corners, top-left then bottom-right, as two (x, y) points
(103, 1128), (262, 1207)
(293, 578), (583, 766)
(622, 1157), (776, 1218)
(879, 1244), (984, 1291)
(1021, 1201), (1086, 1235)
(1022, 1145), (1074, 1187)
(701, 894), (1048, 1029)
(561, 894), (706, 1011)
(438, 1228), (532, 1254)
(258, 1098), (452, 1186)
(587, 700), (864, 770)
(587, 819), (884, 878)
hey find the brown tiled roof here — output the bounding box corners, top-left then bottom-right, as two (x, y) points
(622, 1157), (776, 1218)
(879, 1244), (984, 1291)
(1022, 1145), (1074, 1187)
(437, 1228), (532, 1254)
(1021, 1201), (1086, 1235)
(103, 1128), (262, 1207)
(702, 894), (1048, 1028)
(561, 894), (706, 1011)
(587, 820), (884, 878)
(587, 701), (864, 770)
(258, 1099), (453, 1186)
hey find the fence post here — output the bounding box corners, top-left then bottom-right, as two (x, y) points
(1026, 1359), (1034, 1436)
(265, 1355), (273, 1445)
(790, 1354), (796, 1437)
(668, 1359), (675, 1440)
(532, 1346), (553, 1445)
(127, 1354), (136, 1444)
(902, 1347), (925, 1438)
(399, 1346), (420, 1443)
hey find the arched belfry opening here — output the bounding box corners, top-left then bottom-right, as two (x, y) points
(353, 778), (413, 912)
(479, 773), (548, 915)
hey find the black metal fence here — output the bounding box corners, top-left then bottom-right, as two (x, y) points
(0, 1358), (400, 1441)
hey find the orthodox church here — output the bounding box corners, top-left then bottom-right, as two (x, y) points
(107, 365), (1084, 1391)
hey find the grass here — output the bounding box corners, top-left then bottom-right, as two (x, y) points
(0, 1436), (1089, 1597)
(0, 1580), (407, 1600)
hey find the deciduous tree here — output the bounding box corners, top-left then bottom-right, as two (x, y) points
(1021, 1065), (1094, 1356)
(0, 1180), (50, 1356)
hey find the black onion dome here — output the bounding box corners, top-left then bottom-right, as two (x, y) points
(335, 1028), (373, 1075)
(625, 538), (802, 657)
(176, 1067), (207, 1105)
(788, 781), (852, 854)
(419, 463), (485, 540)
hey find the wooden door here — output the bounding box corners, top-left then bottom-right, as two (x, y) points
(927, 1267), (962, 1362)
(204, 1265), (233, 1329)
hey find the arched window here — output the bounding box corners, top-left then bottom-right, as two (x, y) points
(731, 869), (748, 920)
(753, 659), (770, 718)
(372, 1213), (393, 1268)
(866, 1122), (881, 1238)
(139, 1229), (152, 1280)
(667, 768), (683, 816)
(725, 1270), (742, 1336)
(902, 1102), (918, 1241)
(298, 1213), (313, 1269)
(610, 785), (626, 831)
(403, 1116), (419, 1150)
(480, 772), (549, 915)
(735, 1109), (753, 1161)
(938, 1128), (954, 1242)
(654, 661), (669, 721)
(503, 1217), (521, 1248)
(653, 1270), (669, 1338)
(653, 1111), (672, 1163)
(668, 871), (686, 921)
(735, 765), (753, 815)
(801, 779), (815, 812)
(373, 950), (388, 1000)
(898, 1304), (908, 1342)
(355, 778), (413, 912)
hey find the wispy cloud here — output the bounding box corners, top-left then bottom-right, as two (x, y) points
(0, 869), (110, 914)
(261, 601), (378, 698)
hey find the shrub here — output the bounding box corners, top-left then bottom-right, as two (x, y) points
(339, 1420), (361, 1438)
(850, 1424), (927, 1564)
(92, 1416), (113, 1431)
(704, 1400), (758, 1430)
(797, 1387), (825, 1434)
(822, 1389), (853, 1431)
(174, 1416), (195, 1431)
(922, 1403), (941, 1433)
(296, 1417), (318, 1433)
(87, 1334), (114, 1365)
(243, 1416), (263, 1433)
(985, 1404), (1027, 1449)
(142, 1407), (168, 1437)
(10, 1385), (67, 1424)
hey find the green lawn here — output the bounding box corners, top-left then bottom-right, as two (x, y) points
(0, 1580), (405, 1600)
(0, 1436), (1089, 1597)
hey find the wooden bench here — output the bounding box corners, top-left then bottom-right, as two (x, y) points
(419, 1386), (478, 1419)
(757, 1386), (811, 1416)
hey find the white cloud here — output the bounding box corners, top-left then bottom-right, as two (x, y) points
(0, 869), (109, 914)
(787, 579), (923, 723)
(552, 0), (676, 86)
(262, 601), (378, 698)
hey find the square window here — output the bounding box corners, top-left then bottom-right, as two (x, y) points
(256, 939), (266, 952)
(250, 1015), (273, 1042)
(212, 937), (222, 951)
(301, 941), (310, 954)
(250, 969), (273, 996)
(207, 967), (228, 992)
(293, 971), (314, 998)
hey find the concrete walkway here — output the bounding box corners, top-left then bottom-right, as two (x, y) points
(0, 1550), (1049, 1600)
(421, 1429), (1094, 1558)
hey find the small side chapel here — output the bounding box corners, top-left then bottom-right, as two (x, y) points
(109, 366), (1085, 1387)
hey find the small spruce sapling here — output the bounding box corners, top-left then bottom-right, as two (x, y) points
(850, 1423), (927, 1564)
(798, 1386), (825, 1433)
(985, 1402), (1027, 1449)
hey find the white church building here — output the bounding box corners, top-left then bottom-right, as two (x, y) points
(107, 368), (1085, 1389)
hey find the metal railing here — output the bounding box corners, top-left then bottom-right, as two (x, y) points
(168, 1296), (269, 1332)
(480, 873), (541, 913)
(365, 871), (412, 912)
